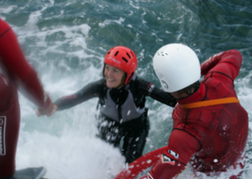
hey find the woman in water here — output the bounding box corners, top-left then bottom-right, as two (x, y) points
(41, 46), (176, 164)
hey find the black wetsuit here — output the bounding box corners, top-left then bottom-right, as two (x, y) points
(54, 75), (176, 163)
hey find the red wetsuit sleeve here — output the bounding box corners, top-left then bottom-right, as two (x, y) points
(201, 50), (242, 80)
(0, 18), (52, 109)
(142, 129), (201, 179)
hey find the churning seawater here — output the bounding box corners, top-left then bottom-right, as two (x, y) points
(1, 0), (252, 178)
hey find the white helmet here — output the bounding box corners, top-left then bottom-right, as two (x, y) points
(153, 43), (200, 93)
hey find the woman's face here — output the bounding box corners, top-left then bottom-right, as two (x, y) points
(104, 64), (125, 88)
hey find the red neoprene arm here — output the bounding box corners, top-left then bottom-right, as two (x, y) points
(201, 50), (242, 80)
(0, 18), (52, 110)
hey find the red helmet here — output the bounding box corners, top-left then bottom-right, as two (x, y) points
(104, 46), (137, 85)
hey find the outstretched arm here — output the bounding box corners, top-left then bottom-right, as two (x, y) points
(0, 18), (54, 116)
(135, 77), (177, 107)
(54, 79), (104, 111)
(201, 50), (242, 80)
(141, 129), (200, 179)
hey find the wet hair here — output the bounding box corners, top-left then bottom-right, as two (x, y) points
(117, 73), (127, 89)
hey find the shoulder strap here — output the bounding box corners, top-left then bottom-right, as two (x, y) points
(179, 97), (239, 109)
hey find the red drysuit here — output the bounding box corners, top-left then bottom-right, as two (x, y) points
(144, 50), (248, 179)
(0, 18), (52, 178)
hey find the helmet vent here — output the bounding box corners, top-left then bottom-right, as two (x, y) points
(126, 52), (131, 59)
(130, 51), (134, 57)
(114, 51), (119, 56)
(122, 57), (128, 63)
(158, 52), (168, 56)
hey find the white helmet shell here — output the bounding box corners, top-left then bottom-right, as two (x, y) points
(153, 43), (200, 93)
